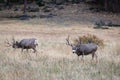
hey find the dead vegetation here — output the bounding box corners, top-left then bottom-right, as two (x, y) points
(0, 2), (120, 80)
(73, 34), (104, 47)
(0, 20), (119, 80)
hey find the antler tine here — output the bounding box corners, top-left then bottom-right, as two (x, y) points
(66, 35), (69, 45)
(5, 39), (12, 47)
(66, 35), (73, 47)
(12, 36), (15, 43)
(78, 37), (81, 44)
(5, 39), (10, 44)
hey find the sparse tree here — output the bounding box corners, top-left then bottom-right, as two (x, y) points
(23, 0), (27, 14)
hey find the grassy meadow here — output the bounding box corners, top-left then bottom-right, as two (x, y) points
(0, 19), (120, 80)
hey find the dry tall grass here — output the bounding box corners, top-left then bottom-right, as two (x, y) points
(0, 20), (120, 80)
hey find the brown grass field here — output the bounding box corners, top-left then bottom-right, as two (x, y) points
(0, 19), (120, 80)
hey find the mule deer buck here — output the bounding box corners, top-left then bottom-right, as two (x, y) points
(66, 36), (98, 62)
(6, 37), (38, 53)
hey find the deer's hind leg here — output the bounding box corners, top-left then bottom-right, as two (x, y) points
(92, 52), (97, 63)
(92, 53), (95, 60)
(21, 48), (24, 53)
(94, 53), (98, 63)
(26, 49), (29, 53)
(32, 47), (37, 53)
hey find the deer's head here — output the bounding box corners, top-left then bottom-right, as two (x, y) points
(66, 35), (81, 54)
(5, 37), (19, 48)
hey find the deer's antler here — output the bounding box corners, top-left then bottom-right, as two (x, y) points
(5, 39), (12, 47)
(66, 35), (73, 47)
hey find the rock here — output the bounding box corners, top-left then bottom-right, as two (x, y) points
(56, 5), (64, 10)
(39, 13), (57, 18)
(55, 0), (64, 5)
(42, 5), (54, 12)
(95, 20), (105, 26)
(19, 14), (31, 20)
(94, 26), (109, 29)
(95, 20), (112, 26)
(14, 7), (19, 11)
(104, 20), (112, 26)
(94, 20), (112, 29)
(43, 0), (53, 3)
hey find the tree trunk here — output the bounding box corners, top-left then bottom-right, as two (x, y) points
(24, 0), (27, 14)
(4, 0), (10, 6)
(104, 0), (109, 11)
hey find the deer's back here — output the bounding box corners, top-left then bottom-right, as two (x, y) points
(79, 43), (97, 54)
(19, 38), (37, 47)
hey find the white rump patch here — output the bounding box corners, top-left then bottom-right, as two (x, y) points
(34, 40), (38, 45)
